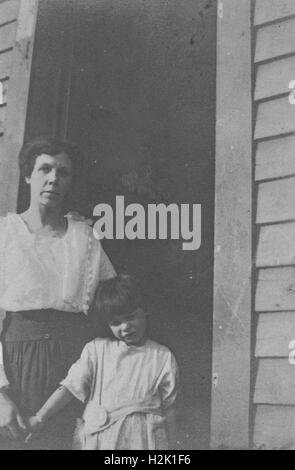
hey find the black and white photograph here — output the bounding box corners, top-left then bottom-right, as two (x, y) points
(0, 0), (293, 452)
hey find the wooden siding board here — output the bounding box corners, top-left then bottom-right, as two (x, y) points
(254, 359), (295, 404)
(0, 50), (11, 79)
(255, 267), (295, 312)
(256, 177), (295, 224)
(256, 222), (295, 267)
(254, 0), (295, 26)
(254, 405), (295, 449)
(254, 97), (295, 140)
(255, 18), (295, 63)
(255, 56), (295, 100)
(255, 135), (295, 181)
(0, 79), (8, 104)
(256, 312), (295, 357)
(0, 0), (19, 26)
(0, 21), (16, 52)
(0, 104), (5, 133)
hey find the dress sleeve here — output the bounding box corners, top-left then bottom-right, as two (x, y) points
(60, 343), (94, 403)
(159, 352), (180, 410)
(99, 243), (116, 281)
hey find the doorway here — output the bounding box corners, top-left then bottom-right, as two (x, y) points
(20, 0), (216, 449)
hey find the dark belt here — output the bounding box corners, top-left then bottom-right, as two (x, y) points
(1, 309), (90, 342)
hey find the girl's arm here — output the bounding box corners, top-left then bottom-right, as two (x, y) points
(165, 406), (177, 450)
(29, 385), (74, 432)
(29, 342), (94, 434)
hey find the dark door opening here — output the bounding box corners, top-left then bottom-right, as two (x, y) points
(20, 0), (216, 449)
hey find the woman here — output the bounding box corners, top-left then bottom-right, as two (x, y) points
(0, 137), (115, 449)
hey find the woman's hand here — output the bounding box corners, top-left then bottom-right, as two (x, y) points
(0, 389), (27, 440)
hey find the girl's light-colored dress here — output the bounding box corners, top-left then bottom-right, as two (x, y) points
(60, 337), (179, 450)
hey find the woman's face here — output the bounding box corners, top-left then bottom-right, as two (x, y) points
(26, 152), (73, 208)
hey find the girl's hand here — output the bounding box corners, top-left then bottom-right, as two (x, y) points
(24, 416), (44, 444)
(28, 415), (44, 434)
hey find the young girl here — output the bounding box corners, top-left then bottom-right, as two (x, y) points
(28, 274), (179, 450)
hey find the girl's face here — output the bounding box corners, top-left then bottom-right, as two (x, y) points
(108, 308), (148, 346)
(26, 152), (73, 209)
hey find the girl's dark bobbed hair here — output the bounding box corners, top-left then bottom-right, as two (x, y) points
(94, 274), (147, 324)
(18, 136), (83, 179)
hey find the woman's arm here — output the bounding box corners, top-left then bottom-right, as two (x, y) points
(0, 342), (9, 388)
(29, 385), (74, 432)
(165, 406), (177, 450)
(0, 342), (28, 439)
(0, 387), (27, 439)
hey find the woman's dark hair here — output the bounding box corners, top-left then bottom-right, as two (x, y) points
(18, 137), (83, 180)
(94, 274), (147, 325)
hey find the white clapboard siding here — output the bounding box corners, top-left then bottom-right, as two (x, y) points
(256, 222), (295, 267)
(255, 18), (295, 63)
(255, 312), (295, 357)
(255, 267), (295, 312)
(254, 405), (295, 449)
(254, 0), (295, 26)
(0, 50), (12, 79)
(253, 2), (295, 451)
(0, 0), (19, 26)
(255, 97), (295, 140)
(254, 359), (295, 404)
(0, 21), (16, 52)
(255, 135), (295, 181)
(255, 56), (295, 100)
(256, 177), (295, 224)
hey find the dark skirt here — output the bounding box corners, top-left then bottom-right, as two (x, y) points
(0, 309), (91, 450)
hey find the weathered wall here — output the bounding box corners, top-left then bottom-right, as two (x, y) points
(253, 0), (295, 450)
(0, 0), (38, 216)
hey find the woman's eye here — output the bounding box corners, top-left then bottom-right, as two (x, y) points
(40, 166), (51, 173)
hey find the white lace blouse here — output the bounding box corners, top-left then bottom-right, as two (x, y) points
(0, 213), (116, 314)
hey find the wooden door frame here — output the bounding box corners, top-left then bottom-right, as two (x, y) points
(210, 0), (252, 449)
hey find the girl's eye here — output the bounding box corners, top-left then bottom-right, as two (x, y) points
(58, 169), (71, 178)
(125, 315), (135, 321)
